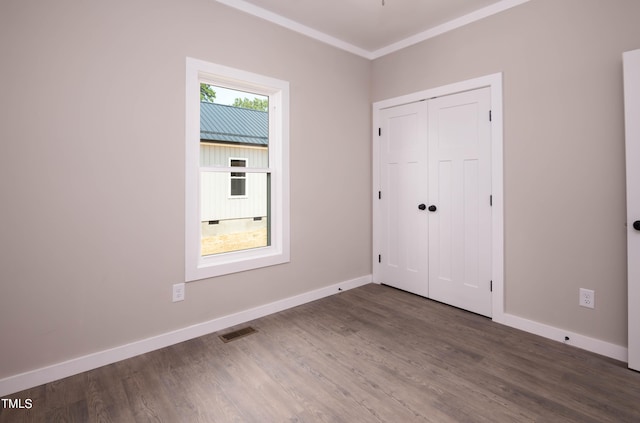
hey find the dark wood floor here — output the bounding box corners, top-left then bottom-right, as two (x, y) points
(2, 283), (640, 422)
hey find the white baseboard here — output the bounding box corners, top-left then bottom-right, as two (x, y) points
(0, 275), (372, 397)
(495, 313), (628, 363)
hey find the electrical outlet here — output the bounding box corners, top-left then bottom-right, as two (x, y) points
(173, 283), (185, 302)
(579, 288), (594, 309)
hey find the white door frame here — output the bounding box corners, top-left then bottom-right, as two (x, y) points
(372, 72), (505, 321)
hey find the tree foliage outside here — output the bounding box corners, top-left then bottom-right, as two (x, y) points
(232, 97), (268, 112)
(199, 84), (268, 112)
(200, 84), (216, 102)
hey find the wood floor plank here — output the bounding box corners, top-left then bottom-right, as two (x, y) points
(289, 300), (519, 422)
(257, 311), (432, 422)
(158, 343), (246, 423)
(212, 342), (306, 421)
(233, 327), (372, 422)
(291, 296), (526, 422)
(45, 399), (88, 423)
(44, 374), (87, 410)
(348, 287), (621, 422)
(85, 364), (137, 423)
(2, 283), (640, 422)
(121, 369), (180, 423)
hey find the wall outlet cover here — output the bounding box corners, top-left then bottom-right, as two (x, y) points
(173, 283), (185, 302)
(579, 288), (595, 309)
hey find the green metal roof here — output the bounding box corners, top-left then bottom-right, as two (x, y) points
(200, 102), (268, 146)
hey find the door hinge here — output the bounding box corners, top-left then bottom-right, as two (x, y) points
(378, 254), (381, 263)
(378, 127), (381, 136)
(489, 110), (492, 122)
(490, 280), (493, 292)
(490, 195), (493, 206)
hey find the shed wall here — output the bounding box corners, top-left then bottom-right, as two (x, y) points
(200, 143), (268, 220)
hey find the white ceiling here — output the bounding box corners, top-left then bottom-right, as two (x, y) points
(216, 0), (530, 59)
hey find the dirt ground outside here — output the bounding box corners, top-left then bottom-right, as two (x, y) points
(201, 227), (267, 256)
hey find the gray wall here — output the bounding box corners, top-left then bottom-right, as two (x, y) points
(0, 0), (371, 379)
(372, 0), (640, 346)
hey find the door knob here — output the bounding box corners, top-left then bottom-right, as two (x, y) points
(418, 204), (426, 210)
(428, 205), (437, 212)
(634, 220), (640, 231)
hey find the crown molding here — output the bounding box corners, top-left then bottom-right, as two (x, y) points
(216, 0), (530, 60)
(370, 0), (531, 59)
(216, 0), (373, 59)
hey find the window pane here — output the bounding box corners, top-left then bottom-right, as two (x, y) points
(201, 172), (270, 256)
(230, 178), (246, 196)
(200, 85), (269, 169)
(199, 84), (271, 256)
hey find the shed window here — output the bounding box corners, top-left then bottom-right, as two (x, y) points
(230, 158), (247, 197)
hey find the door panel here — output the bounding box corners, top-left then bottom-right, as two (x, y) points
(624, 49), (640, 371)
(428, 88), (492, 317)
(437, 160), (453, 281)
(378, 102), (429, 297)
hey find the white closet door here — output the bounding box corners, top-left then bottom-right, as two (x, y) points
(376, 88), (492, 317)
(378, 101), (430, 298)
(623, 48), (640, 371)
(427, 87), (493, 317)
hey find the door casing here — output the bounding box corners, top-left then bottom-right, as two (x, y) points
(372, 73), (504, 321)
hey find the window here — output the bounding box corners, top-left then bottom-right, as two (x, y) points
(185, 58), (290, 281)
(229, 158), (247, 197)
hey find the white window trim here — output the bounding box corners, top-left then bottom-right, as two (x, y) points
(185, 57), (290, 282)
